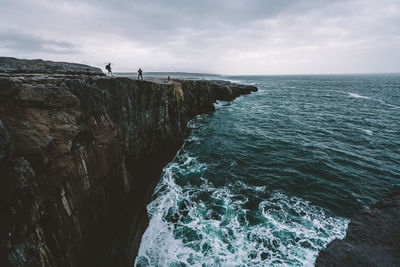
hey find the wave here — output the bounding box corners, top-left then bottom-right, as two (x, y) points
(136, 74), (399, 266)
(337, 91), (400, 109)
(347, 92), (370, 99)
(377, 100), (400, 109)
(362, 129), (373, 135)
(346, 92), (400, 109)
(136, 153), (348, 267)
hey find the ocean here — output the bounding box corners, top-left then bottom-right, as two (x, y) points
(129, 73), (400, 266)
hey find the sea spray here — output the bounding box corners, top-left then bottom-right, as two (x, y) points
(136, 152), (348, 266)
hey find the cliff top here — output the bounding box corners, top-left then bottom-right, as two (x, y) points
(0, 57), (104, 76)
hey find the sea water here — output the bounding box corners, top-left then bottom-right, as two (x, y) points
(134, 74), (400, 266)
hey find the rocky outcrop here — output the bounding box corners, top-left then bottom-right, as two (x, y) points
(0, 57), (104, 75)
(316, 189), (400, 267)
(0, 58), (257, 266)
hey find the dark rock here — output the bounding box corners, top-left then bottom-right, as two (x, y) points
(0, 57), (104, 75)
(0, 58), (257, 266)
(0, 77), (19, 102)
(209, 80), (258, 101)
(316, 189), (400, 267)
(0, 120), (10, 160)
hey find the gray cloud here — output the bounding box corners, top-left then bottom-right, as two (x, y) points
(0, 0), (399, 74)
(0, 31), (76, 54)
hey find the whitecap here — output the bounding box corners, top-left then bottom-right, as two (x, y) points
(362, 129), (373, 135)
(377, 100), (400, 109)
(137, 160), (349, 267)
(348, 92), (370, 99)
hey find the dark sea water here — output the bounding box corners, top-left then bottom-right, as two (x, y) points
(134, 74), (400, 266)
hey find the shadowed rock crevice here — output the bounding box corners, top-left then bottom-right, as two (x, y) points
(0, 58), (257, 266)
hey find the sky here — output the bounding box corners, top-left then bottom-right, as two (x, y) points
(1, 0), (399, 75)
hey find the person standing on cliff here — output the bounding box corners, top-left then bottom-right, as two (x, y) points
(105, 63), (112, 76)
(138, 68), (143, 80)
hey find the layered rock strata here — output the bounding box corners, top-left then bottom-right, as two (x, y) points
(316, 189), (400, 267)
(0, 59), (257, 266)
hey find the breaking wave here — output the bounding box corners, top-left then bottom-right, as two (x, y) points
(135, 74), (400, 266)
(136, 153), (348, 266)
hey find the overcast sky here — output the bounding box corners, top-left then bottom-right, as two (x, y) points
(1, 0), (399, 74)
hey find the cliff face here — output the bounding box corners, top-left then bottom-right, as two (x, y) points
(0, 59), (257, 266)
(316, 189), (400, 267)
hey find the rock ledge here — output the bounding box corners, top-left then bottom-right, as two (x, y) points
(0, 57), (104, 75)
(316, 189), (400, 266)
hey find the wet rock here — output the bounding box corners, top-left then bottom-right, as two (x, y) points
(260, 251), (270, 261)
(316, 189), (400, 267)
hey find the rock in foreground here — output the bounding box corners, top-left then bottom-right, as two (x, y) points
(316, 189), (400, 267)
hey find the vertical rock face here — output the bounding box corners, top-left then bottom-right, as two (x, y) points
(0, 61), (257, 267)
(316, 189), (400, 267)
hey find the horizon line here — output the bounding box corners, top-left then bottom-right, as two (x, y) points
(114, 71), (400, 76)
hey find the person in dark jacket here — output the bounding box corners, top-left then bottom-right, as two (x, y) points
(138, 68), (143, 79)
(105, 63), (112, 76)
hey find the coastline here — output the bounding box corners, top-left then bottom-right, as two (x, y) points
(0, 57), (257, 266)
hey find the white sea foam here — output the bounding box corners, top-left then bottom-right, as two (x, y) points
(348, 92), (370, 99)
(344, 92), (400, 109)
(236, 180), (267, 193)
(215, 100), (231, 108)
(362, 129), (373, 135)
(136, 153), (349, 267)
(377, 100), (400, 109)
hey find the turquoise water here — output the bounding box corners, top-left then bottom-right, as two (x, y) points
(135, 74), (400, 266)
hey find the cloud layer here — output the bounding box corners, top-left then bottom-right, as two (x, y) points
(1, 0), (399, 74)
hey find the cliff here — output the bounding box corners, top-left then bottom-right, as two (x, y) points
(316, 189), (400, 266)
(0, 57), (104, 75)
(0, 58), (257, 266)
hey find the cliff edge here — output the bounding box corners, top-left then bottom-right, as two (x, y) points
(316, 189), (400, 266)
(0, 57), (104, 75)
(0, 58), (257, 266)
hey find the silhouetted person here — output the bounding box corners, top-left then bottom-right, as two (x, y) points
(168, 76), (170, 82)
(138, 68), (143, 79)
(105, 63), (112, 76)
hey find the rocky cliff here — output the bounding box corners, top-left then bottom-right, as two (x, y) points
(316, 189), (400, 266)
(0, 57), (104, 75)
(0, 58), (258, 266)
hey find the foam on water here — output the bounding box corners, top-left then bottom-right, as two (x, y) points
(345, 92), (400, 109)
(136, 152), (349, 267)
(362, 129), (373, 135)
(135, 74), (400, 266)
(347, 92), (370, 99)
(377, 100), (400, 109)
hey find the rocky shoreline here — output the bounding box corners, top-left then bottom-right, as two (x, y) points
(316, 189), (400, 266)
(0, 57), (257, 266)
